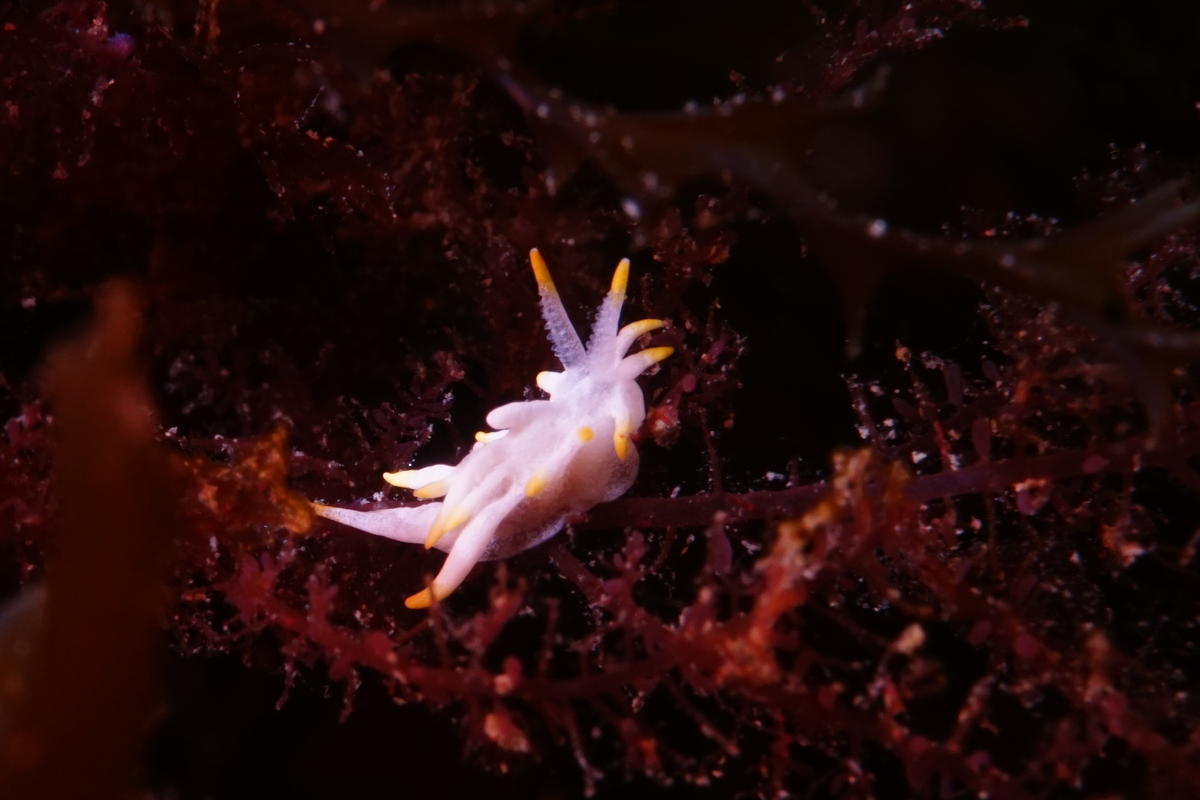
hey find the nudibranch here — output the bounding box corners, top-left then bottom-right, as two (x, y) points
(313, 249), (672, 608)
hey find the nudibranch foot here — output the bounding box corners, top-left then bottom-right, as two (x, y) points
(313, 248), (673, 607)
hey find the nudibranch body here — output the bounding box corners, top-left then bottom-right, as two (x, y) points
(314, 249), (672, 609)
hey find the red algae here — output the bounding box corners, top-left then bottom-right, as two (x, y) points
(1, 1), (1200, 798)
(0, 282), (175, 799)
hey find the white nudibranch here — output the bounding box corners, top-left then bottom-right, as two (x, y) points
(313, 249), (672, 609)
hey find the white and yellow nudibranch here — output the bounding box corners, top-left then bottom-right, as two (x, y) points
(313, 249), (672, 609)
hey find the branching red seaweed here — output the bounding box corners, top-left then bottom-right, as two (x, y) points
(2, 1), (1200, 798)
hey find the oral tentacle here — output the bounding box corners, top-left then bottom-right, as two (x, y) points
(619, 345), (674, 380)
(614, 318), (666, 357)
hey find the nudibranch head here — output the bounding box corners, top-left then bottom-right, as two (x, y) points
(313, 249), (671, 608)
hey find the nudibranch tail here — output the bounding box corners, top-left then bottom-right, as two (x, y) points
(529, 248), (586, 368)
(312, 502), (449, 547)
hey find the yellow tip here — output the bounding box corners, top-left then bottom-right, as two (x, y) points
(610, 257), (630, 297)
(475, 430), (504, 444)
(383, 470), (417, 488)
(425, 506), (470, 549)
(405, 586), (444, 609)
(576, 426), (594, 442)
(424, 526), (443, 550)
(620, 318), (665, 340)
(413, 480), (448, 499)
(640, 345), (674, 365)
(613, 421), (631, 461)
(529, 248), (554, 291)
(525, 470), (549, 497)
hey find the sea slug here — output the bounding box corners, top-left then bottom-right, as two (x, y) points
(314, 249), (672, 608)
